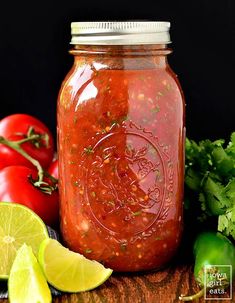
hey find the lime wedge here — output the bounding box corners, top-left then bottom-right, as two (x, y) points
(38, 238), (113, 292)
(8, 243), (52, 303)
(0, 202), (49, 279)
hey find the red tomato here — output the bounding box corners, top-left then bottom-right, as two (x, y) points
(0, 114), (54, 170)
(48, 159), (58, 179)
(0, 166), (59, 226)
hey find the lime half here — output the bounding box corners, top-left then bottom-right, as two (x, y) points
(8, 243), (52, 303)
(0, 202), (49, 279)
(38, 238), (113, 292)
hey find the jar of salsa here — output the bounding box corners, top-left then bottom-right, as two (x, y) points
(57, 21), (185, 272)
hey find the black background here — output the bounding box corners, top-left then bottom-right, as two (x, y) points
(0, 0), (234, 142)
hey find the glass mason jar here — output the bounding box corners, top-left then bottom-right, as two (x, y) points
(57, 21), (185, 272)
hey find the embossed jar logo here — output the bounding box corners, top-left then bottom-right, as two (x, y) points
(85, 121), (173, 236)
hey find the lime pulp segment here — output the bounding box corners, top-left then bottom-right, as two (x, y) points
(38, 238), (113, 292)
(0, 202), (49, 279)
(8, 243), (52, 303)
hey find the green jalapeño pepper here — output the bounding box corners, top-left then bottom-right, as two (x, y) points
(180, 231), (235, 301)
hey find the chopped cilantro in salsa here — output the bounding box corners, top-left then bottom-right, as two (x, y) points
(58, 44), (185, 272)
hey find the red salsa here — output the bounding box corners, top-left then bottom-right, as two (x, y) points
(57, 41), (185, 271)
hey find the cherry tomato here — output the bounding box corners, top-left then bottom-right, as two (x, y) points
(0, 114), (54, 170)
(48, 159), (58, 179)
(0, 166), (59, 226)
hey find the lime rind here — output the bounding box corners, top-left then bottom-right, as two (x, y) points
(8, 243), (52, 303)
(0, 202), (49, 279)
(38, 238), (113, 292)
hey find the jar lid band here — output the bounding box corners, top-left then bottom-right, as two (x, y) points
(70, 21), (171, 45)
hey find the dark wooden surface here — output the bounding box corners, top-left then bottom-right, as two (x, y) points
(1, 263), (234, 303)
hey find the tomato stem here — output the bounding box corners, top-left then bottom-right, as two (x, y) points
(15, 126), (49, 147)
(179, 288), (204, 301)
(0, 135), (56, 193)
(44, 170), (58, 185)
(15, 134), (41, 145)
(0, 135), (44, 180)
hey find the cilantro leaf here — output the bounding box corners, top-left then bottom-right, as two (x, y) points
(185, 132), (235, 240)
(218, 207), (235, 239)
(202, 175), (231, 216)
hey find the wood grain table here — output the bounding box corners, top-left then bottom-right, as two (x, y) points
(1, 262), (234, 303)
(1, 231), (234, 303)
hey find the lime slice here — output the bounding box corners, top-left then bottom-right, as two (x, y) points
(0, 202), (49, 279)
(38, 238), (113, 292)
(8, 243), (52, 303)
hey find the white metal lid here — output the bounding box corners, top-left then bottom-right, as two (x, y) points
(71, 21), (171, 45)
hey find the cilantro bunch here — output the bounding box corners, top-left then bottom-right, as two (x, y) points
(185, 133), (235, 240)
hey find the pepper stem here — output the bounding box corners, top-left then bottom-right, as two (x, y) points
(179, 288), (204, 301)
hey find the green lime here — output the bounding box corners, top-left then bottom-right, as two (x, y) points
(38, 238), (113, 292)
(0, 202), (49, 279)
(8, 243), (52, 303)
